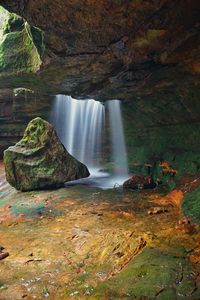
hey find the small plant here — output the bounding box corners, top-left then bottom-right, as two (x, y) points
(42, 286), (49, 298)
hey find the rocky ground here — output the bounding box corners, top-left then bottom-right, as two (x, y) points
(0, 161), (200, 299)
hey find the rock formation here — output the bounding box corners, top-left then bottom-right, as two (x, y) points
(0, 6), (44, 76)
(4, 117), (90, 191)
(123, 175), (156, 190)
(0, 0), (199, 99)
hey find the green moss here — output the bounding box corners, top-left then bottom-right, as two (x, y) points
(3, 149), (16, 187)
(2, 13), (24, 34)
(0, 6), (8, 38)
(18, 117), (48, 148)
(0, 10), (44, 76)
(162, 175), (176, 191)
(3, 117), (89, 191)
(182, 186), (200, 223)
(3, 118), (51, 190)
(13, 87), (34, 96)
(122, 75), (200, 185)
(30, 25), (45, 57)
(82, 247), (196, 299)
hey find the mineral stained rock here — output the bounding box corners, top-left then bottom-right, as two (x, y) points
(3, 117), (90, 191)
(123, 175), (156, 190)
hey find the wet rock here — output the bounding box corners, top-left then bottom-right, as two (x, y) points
(123, 175), (156, 190)
(0, 251), (9, 260)
(4, 117), (90, 191)
(0, 9), (44, 76)
(0, 245), (9, 260)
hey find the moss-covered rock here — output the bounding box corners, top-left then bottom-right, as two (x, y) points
(0, 9), (44, 75)
(2, 13), (24, 34)
(92, 247), (197, 299)
(3, 117), (90, 191)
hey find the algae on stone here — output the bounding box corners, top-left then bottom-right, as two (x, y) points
(0, 6), (8, 39)
(4, 117), (90, 191)
(2, 12), (24, 34)
(91, 247), (198, 299)
(0, 8), (44, 76)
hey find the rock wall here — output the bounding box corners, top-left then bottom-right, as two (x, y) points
(122, 68), (200, 180)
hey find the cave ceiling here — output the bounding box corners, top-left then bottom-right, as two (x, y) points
(0, 0), (199, 100)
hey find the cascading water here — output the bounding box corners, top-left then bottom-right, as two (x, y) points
(51, 95), (129, 188)
(52, 95), (105, 175)
(107, 100), (128, 182)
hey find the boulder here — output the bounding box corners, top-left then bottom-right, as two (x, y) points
(0, 9), (44, 76)
(3, 117), (90, 191)
(123, 175), (156, 190)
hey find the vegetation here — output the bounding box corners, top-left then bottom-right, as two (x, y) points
(182, 186), (200, 223)
(0, 7), (44, 76)
(122, 71), (200, 189)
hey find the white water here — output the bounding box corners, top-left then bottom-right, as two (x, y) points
(52, 95), (105, 175)
(52, 95), (129, 188)
(107, 100), (129, 183)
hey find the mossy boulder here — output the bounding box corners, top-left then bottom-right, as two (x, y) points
(3, 117), (90, 191)
(0, 9), (44, 75)
(2, 13), (24, 34)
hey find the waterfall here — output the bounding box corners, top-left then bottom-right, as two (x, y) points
(52, 95), (105, 174)
(52, 95), (129, 188)
(107, 100), (128, 180)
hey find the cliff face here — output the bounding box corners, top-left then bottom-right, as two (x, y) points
(0, 0), (199, 98)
